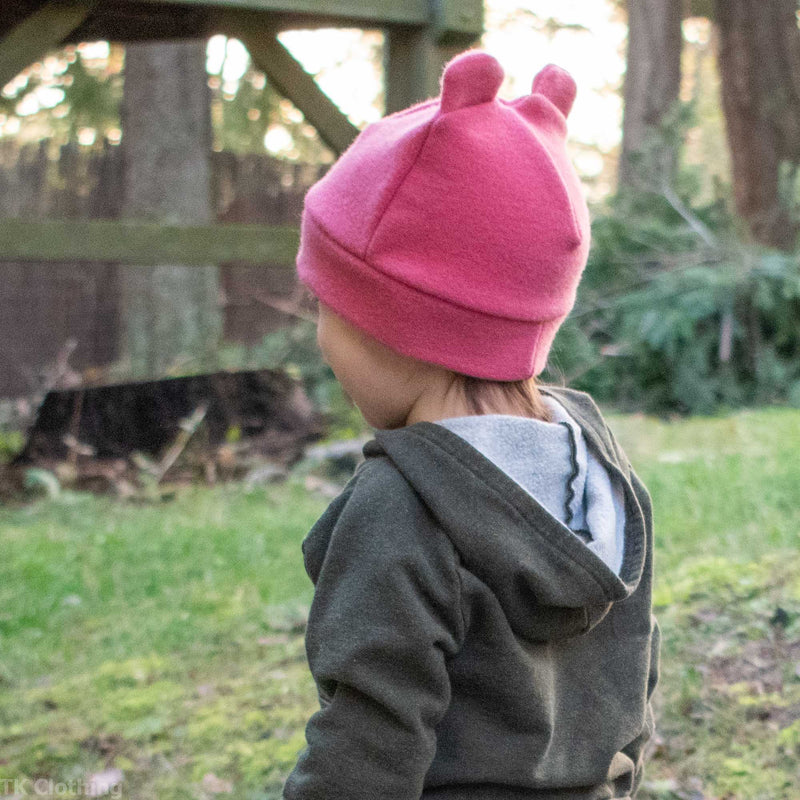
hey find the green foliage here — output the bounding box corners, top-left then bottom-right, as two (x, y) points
(0, 480), (325, 679)
(57, 50), (122, 140)
(220, 320), (323, 393)
(0, 43), (122, 144)
(547, 191), (800, 415)
(22, 467), (60, 498)
(1, 38), (332, 161)
(206, 37), (330, 160)
(0, 477), (322, 798)
(642, 550), (800, 800)
(605, 405), (800, 574)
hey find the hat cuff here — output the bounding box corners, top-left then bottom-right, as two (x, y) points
(297, 211), (565, 380)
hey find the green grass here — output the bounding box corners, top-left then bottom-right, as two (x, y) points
(1, 407), (799, 799)
(0, 481), (324, 682)
(608, 406), (800, 799)
(0, 480), (325, 799)
(606, 406), (800, 573)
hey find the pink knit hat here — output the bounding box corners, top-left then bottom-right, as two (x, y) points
(296, 49), (591, 380)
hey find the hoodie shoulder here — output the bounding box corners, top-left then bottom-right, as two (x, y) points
(301, 448), (463, 605)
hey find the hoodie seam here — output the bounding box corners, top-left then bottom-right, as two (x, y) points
(539, 387), (647, 579)
(541, 387), (616, 463)
(557, 420), (579, 530)
(363, 116), (438, 260)
(452, 548), (467, 648)
(540, 386), (652, 585)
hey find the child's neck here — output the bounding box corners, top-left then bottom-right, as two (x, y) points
(402, 372), (466, 426)
(403, 373), (520, 426)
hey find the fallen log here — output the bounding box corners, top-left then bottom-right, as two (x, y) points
(8, 368), (325, 495)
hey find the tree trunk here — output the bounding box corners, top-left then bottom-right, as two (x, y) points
(119, 39), (221, 379)
(713, 0), (800, 250)
(619, 0), (684, 190)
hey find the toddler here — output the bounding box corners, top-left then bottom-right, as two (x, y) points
(282, 50), (660, 800)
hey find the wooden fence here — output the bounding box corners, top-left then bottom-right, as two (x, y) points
(0, 137), (326, 398)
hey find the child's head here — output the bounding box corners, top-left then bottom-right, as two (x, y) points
(297, 50), (590, 427)
(315, 297), (553, 429)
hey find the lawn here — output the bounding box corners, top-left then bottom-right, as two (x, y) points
(1, 406), (799, 799)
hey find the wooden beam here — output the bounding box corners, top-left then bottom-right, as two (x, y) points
(62, 4), (211, 44)
(224, 20), (359, 154)
(0, 0), (94, 90)
(433, 0), (483, 41)
(383, 1), (482, 114)
(0, 219), (299, 266)
(384, 28), (470, 114)
(684, 0), (714, 19)
(144, 0), (430, 27)
(59, 1), (483, 44)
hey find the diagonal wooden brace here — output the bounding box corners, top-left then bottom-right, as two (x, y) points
(0, 0), (95, 91)
(223, 16), (360, 155)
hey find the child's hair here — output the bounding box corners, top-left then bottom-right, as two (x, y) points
(456, 374), (553, 423)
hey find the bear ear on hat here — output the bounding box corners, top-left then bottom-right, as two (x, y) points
(440, 50), (505, 113)
(531, 64), (577, 117)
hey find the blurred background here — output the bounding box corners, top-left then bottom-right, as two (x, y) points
(0, 2), (799, 798)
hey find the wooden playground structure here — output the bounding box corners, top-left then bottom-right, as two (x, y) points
(0, 0), (483, 273)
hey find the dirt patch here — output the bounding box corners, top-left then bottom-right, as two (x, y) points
(707, 638), (800, 692)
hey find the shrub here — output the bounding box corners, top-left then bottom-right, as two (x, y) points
(545, 191), (800, 415)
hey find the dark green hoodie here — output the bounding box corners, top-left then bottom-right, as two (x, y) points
(282, 386), (660, 800)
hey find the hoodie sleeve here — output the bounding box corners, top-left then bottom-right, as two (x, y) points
(282, 461), (464, 800)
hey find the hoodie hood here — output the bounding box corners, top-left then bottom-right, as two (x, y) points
(364, 387), (648, 643)
(432, 394), (627, 575)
